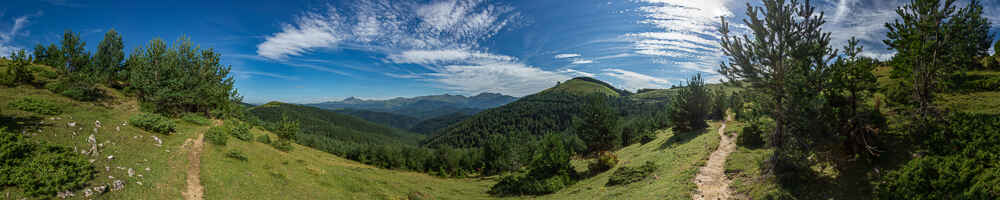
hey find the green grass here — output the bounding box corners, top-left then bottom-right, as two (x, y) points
(545, 122), (722, 200)
(542, 78), (621, 97)
(1, 64), (730, 199)
(201, 128), (496, 199)
(0, 85), (196, 199)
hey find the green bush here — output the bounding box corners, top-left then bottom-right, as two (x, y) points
(272, 140), (293, 151)
(59, 85), (103, 102)
(0, 129), (95, 197)
(129, 113), (176, 134)
(181, 113), (211, 125)
(607, 161), (658, 186)
(588, 151), (618, 173)
(228, 120), (252, 141)
(256, 134), (271, 144)
(877, 113), (1000, 199)
(490, 173), (575, 196)
(489, 134), (576, 196)
(226, 150), (248, 161)
(8, 97), (62, 115)
(736, 124), (765, 148)
(204, 126), (229, 146)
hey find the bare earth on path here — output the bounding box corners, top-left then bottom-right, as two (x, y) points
(694, 119), (735, 200)
(183, 121), (219, 200)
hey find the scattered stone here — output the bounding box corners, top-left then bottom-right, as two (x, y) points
(128, 168), (135, 177)
(116, 166), (125, 170)
(95, 120), (103, 128)
(87, 134), (98, 156)
(106, 166), (110, 172)
(152, 136), (162, 147)
(109, 176), (114, 179)
(111, 180), (125, 191)
(116, 126), (120, 132)
(136, 181), (142, 185)
(93, 127), (99, 133)
(138, 174), (143, 178)
(145, 167), (151, 171)
(89, 159), (96, 163)
(57, 190), (74, 199)
(83, 188), (94, 197)
(93, 185), (107, 194)
(68, 122), (77, 127)
(72, 131), (77, 136)
(107, 155), (114, 160)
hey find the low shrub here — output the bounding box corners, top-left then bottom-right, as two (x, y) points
(607, 161), (658, 186)
(59, 85), (102, 102)
(588, 151), (618, 173)
(489, 173), (575, 196)
(181, 113), (211, 125)
(204, 126), (229, 146)
(273, 140), (293, 151)
(226, 150), (248, 161)
(490, 134), (576, 196)
(129, 113), (176, 134)
(0, 128), (95, 197)
(8, 97), (62, 115)
(228, 120), (252, 141)
(639, 134), (657, 144)
(256, 134), (271, 144)
(877, 113), (1000, 199)
(736, 124), (764, 148)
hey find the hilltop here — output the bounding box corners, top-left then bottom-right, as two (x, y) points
(422, 77), (676, 148)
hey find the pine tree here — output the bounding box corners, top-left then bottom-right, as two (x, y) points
(575, 94), (620, 153)
(719, 0), (836, 173)
(7, 49), (32, 84)
(884, 0), (993, 118)
(92, 29), (124, 85)
(669, 73), (711, 132)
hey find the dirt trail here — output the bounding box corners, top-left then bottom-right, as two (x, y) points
(183, 121), (219, 200)
(694, 118), (735, 200)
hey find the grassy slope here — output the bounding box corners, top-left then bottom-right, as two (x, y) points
(1, 63), (723, 199)
(0, 85), (194, 199)
(200, 128), (496, 199)
(548, 122), (722, 200)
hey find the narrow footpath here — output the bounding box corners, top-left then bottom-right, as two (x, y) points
(693, 118), (735, 200)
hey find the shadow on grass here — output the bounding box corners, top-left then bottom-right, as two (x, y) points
(658, 127), (708, 150)
(0, 115), (46, 133)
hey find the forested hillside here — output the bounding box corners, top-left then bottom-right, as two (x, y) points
(422, 77), (676, 148)
(247, 102), (423, 145)
(307, 92), (516, 120)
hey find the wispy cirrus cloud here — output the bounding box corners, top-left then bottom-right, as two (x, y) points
(389, 49), (570, 96)
(602, 68), (675, 91)
(553, 53), (593, 65)
(257, 0), (520, 60)
(626, 0), (736, 78)
(0, 14), (36, 57)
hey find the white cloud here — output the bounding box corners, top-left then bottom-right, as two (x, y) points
(426, 60), (570, 96)
(561, 68), (595, 77)
(388, 49), (569, 96)
(0, 15), (32, 56)
(570, 59), (593, 64)
(626, 0), (735, 77)
(387, 49), (515, 65)
(554, 53), (580, 59)
(257, 0), (519, 60)
(601, 68), (674, 90)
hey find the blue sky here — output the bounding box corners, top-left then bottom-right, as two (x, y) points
(2, 0), (999, 104)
